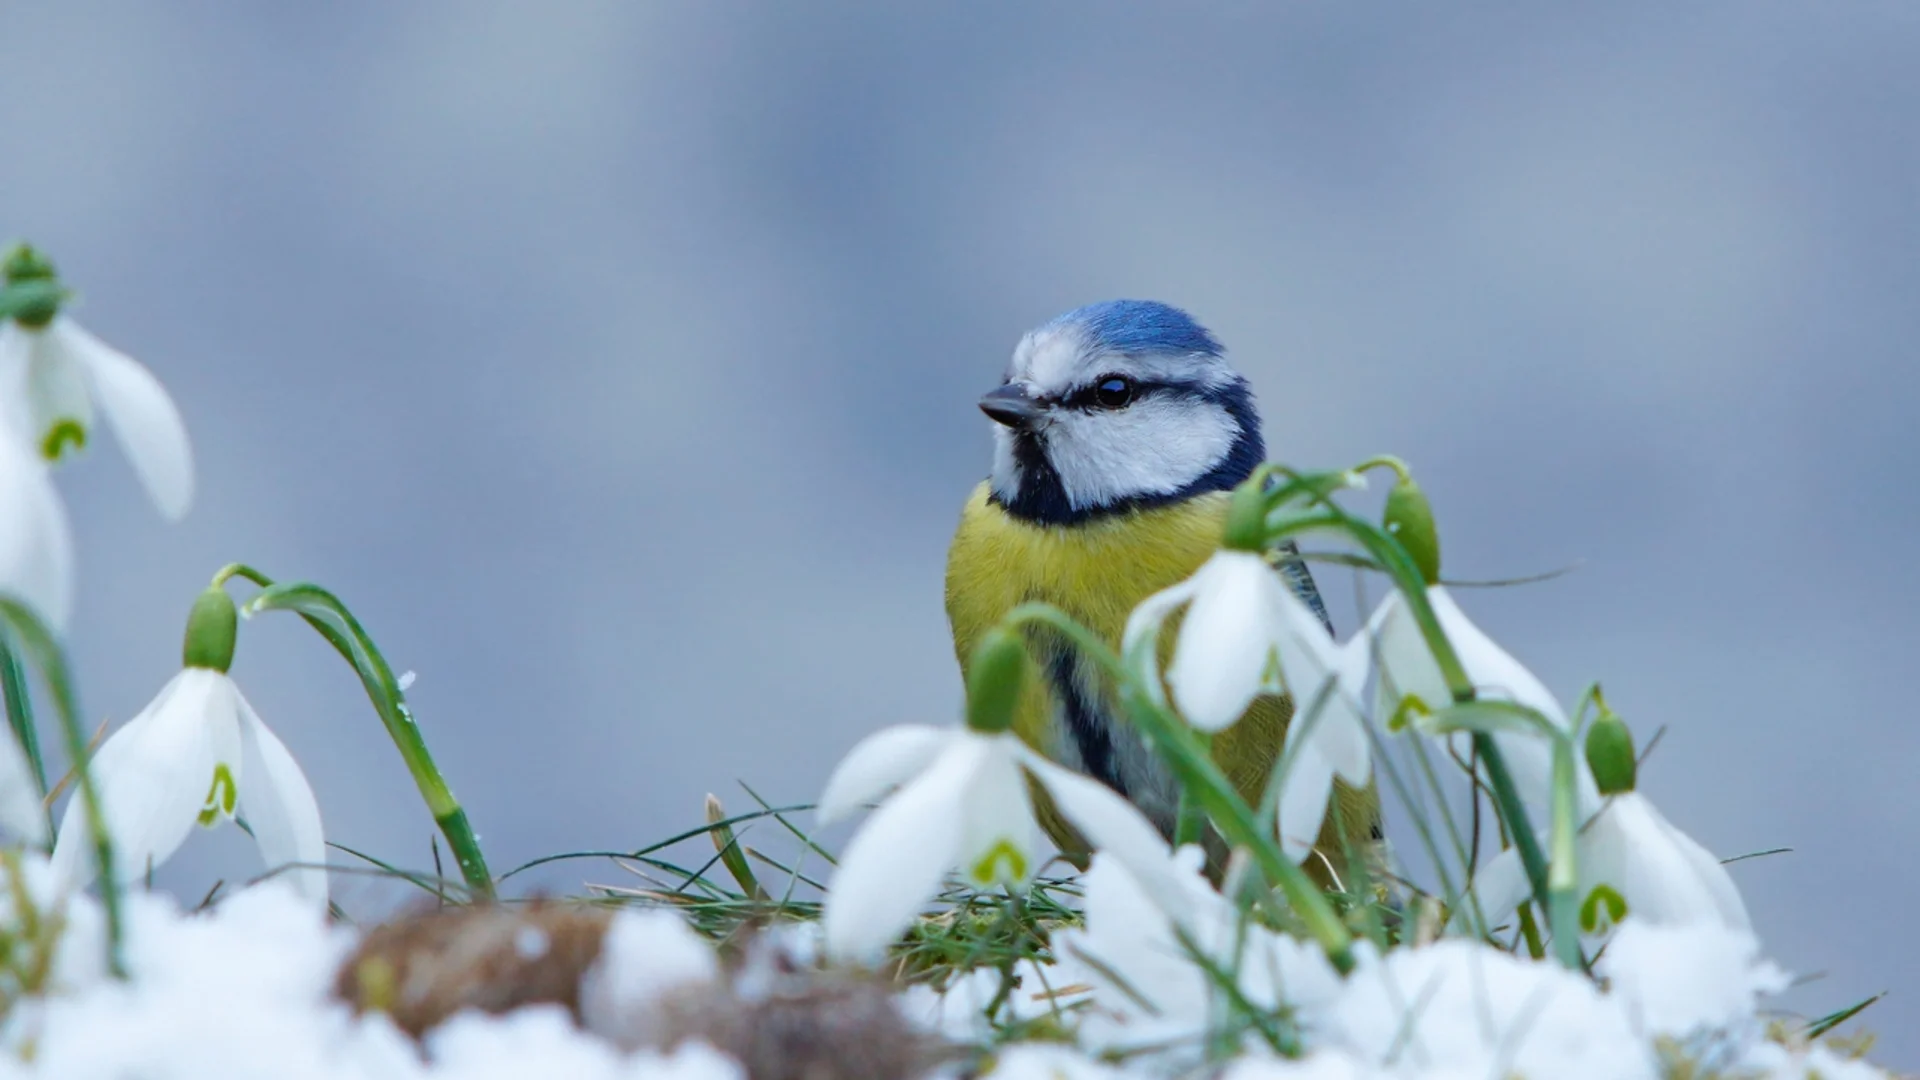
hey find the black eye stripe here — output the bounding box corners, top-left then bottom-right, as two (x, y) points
(1061, 377), (1182, 410)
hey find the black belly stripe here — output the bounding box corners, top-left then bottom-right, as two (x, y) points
(1045, 650), (1126, 798)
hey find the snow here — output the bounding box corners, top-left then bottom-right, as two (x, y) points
(0, 853), (1887, 1079)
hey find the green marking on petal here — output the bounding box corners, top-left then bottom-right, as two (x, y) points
(1385, 694), (1431, 734)
(197, 763), (238, 827)
(1260, 645), (1288, 696)
(40, 421), (86, 462)
(1579, 883), (1628, 933)
(968, 838), (1028, 885)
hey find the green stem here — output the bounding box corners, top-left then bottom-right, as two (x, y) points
(1473, 732), (1552, 936)
(1004, 603), (1357, 975)
(0, 640), (50, 806)
(0, 602), (125, 976)
(1351, 455), (1413, 485)
(218, 564), (493, 898)
(1264, 500), (1560, 950)
(1545, 738), (1584, 970)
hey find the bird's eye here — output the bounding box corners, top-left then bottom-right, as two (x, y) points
(1092, 376), (1135, 409)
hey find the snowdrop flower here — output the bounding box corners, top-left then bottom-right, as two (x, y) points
(0, 431), (75, 634)
(1471, 791), (1750, 936)
(51, 586), (326, 905)
(816, 720), (1176, 966)
(0, 246), (194, 519)
(1354, 583), (1598, 817)
(1128, 548), (1369, 861)
(817, 628), (1182, 965)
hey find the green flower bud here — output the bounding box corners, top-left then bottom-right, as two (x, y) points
(1584, 709), (1637, 795)
(181, 586), (239, 673)
(1221, 476), (1269, 552)
(1383, 475), (1441, 584)
(965, 626), (1029, 735)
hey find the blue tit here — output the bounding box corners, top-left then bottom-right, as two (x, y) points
(944, 300), (1379, 888)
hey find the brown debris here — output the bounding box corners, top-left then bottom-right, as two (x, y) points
(334, 904), (947, 1080)
(334, 900), (613, 1039)
(647, 934), (948, 1080)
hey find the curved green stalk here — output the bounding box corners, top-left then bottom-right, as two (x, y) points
(0, 641), (49, 806)
(220, 565), (493, 898)
(0, 600), (125, 976)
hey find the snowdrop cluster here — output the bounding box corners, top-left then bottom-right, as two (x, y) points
(817, 467), (1881, 1076)
(0, 247), (1892, 1077)
(0, 245), (328, 908)
(899, 849), (1876, 1080)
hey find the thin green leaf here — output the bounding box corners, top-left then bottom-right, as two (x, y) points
(243, 580), (493, 897)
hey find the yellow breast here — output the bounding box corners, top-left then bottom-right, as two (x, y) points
(944, 481), (1232, 813)
(944, 480), (1229, 669)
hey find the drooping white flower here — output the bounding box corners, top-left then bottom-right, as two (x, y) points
(1353, 583), (1598, 817)
(0, 432), (75, 634)
(0, 315), (194, 520)
(1127, 549), (1370, 861)
(815, 723), (1178, 965)
(50, 656), (326, 906)
(1471, 791), (1750, 937)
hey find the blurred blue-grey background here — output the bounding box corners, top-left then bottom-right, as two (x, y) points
(3, 2), (1914, 1061)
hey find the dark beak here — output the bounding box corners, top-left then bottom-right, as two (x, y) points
(979, 383), (1044, 429)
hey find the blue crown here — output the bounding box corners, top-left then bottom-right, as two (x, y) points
(1050, 299), (1222, 358)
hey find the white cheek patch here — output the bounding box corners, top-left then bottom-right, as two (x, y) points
(1045, 396), (1240, 510)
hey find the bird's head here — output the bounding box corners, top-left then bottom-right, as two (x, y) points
(981, 300), (1263, 526)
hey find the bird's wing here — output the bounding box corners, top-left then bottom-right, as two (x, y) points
(1268, 539), (1334, 637)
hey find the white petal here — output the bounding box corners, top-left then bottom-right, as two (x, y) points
(1356, 589), (1450, 711)
(0, 436), (75, 633)
(1363, 586), (1594, 816)
(6, 322), (94, 459)
(234, 688), (328, 906)
(821, 737), (982, 965)
(1276, 739), (1336, 864)
(50, 670), (233, 890)
(1426, 587), (1569, 728)
(1582, 794), (1749, 931)
(57, 320), (194, 519)
(815, 724), (951, 826)
(1168, 553), (1287, 731)
(1458, 846), (1532, 931)
(956, 738), (1039, 887)
(1017, 750), (1189, 917)
(1289, 664), (1371, 787)
(1119, 575), (1197, 671)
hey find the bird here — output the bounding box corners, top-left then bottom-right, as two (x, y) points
(943, 299), (1379, 890)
